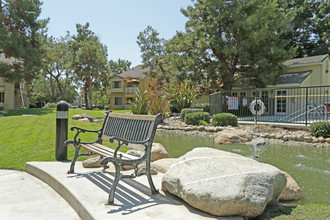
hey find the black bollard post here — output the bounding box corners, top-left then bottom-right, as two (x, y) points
(56, 100), (69, 161)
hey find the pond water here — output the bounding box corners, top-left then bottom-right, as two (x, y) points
(154, 133), (330, 205)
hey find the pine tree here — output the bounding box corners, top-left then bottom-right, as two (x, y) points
(0, 0), (47, 82)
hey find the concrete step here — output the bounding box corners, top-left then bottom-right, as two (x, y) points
(26, 161), (242, 220)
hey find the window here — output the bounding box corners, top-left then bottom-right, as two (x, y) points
(114, 81), (121, 88)
(0, 92), (4, 103)
(276, 90), (287, 114)
(114, 97), (122, 106)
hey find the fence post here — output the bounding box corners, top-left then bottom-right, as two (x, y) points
(305, 88), (308, 126)
(56, 100), (68, 161)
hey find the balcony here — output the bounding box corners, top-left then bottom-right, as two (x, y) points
(107, 87), (124, 95)
(125, 87), (139, 94)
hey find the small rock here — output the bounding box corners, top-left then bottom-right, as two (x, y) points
(137, 162), (158, 175)
(325, 138), (330, 143)
(72, 114), (83, 120)
(82, 156), (103, 168)
(280, 172), (302, 201)
(312, 137), (319, 143)
(283, 135), (290, 141)
(318, 137), (325, 143)
(78, 118), (90, 122)
(81, 113), (94, 122)
(275, 134), (283, 139)
(304, 136), (312, 143)
(152, 158), (178, 173)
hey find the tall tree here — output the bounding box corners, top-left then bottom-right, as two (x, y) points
(0, 0), (47, 82)
(70, 23), (108, 110)
(167, 0), (296, 90)
(137, 26), (171, 83)
(42, 35), (72, 101)
(279, 0), (329, 57)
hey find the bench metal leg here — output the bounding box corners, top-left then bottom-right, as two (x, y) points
(68, 145), (80, 174)
(146, 153), (158, 195)
(106, 163), (121, 205)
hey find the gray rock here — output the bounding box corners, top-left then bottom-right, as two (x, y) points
(280, 172), (302, 201)
(72, 114), (83, 120)
(246, 137), (267, 146)
(162, 148), (286, 217)
(214, 128), (253, 144)
(81, 113), (94, 122)
(78, 118), (90, 122)
(152, 158), (178, 173)
(127, 143), (168, 162)
(82, 156), (103, 168)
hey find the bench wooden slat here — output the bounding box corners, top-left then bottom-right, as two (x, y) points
(81, 143), (139, 160)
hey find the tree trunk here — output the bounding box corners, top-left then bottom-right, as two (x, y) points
(84, 89), (89, 109)
(88, 78), (93, 110)
(49, 76), (56, 102)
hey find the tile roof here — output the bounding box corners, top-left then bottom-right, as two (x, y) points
(283, 54), (329, 66)
(118, 65), (149, 79)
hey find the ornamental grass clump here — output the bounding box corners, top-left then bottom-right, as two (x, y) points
(309, 122), (330, 138)
(163, 81), (197, 113)
(184, 112), (210, 126)
(129, 89), (148, 114)
(212, 113), (238, 127)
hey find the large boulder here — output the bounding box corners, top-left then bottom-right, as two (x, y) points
(162, 148), (286, 217)
(279, 172), (302, 201)
(214, 128), (253, 144)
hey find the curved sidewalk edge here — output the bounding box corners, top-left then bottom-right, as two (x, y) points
(25, 161), (240, 220)
(0, 168), (80, 220)
(25, 162), (93, 220)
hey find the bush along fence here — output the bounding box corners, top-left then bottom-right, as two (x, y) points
(210, 85), (330, 125)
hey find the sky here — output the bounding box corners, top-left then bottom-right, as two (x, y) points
(40, 0), (192, 67)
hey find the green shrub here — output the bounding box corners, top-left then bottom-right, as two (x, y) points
(198, 120), (208, 126)
(212, 113), (238, 127)
(43, 103), (57, 108)
(180, 108), (203, 121)
(185, 112), (210, 126)
(309, 122), (330, 138)
(191, 103), (210, 113)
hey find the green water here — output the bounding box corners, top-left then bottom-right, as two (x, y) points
(154, 133), (330, 205)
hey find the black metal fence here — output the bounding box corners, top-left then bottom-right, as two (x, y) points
(210, 85), (330, 125)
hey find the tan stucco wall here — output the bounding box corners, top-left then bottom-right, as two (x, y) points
(4, 82), (14, 110)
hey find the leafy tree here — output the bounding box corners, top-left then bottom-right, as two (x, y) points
(42, 35), (72, 101)
(108, 59), (131, 76)
(29, 75), (78, 107)
(279, 0), (329, 57)
(70, 23), (108, 110)
(0, 0), (48, 82)
(167, 0), (296, 90)
(137, 26), (171, 83)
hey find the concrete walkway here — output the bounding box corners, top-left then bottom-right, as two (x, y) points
(1, 162), (243, 220)
(0, 169), (80, 220)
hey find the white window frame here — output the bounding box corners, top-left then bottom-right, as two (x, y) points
(275, 89), (288, 115)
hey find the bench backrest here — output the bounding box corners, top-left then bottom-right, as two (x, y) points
(101, 113), (161, 145)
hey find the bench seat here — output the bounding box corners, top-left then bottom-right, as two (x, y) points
(64, 112), (162, 205)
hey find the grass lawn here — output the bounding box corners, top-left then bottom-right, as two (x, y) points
(0, 108), (129, 170)
(0, 108), (329, 219)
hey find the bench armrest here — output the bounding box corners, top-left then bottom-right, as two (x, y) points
(68, 126), (102, 145)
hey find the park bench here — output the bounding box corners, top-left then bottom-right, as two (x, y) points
(64, 112), (162, 205)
